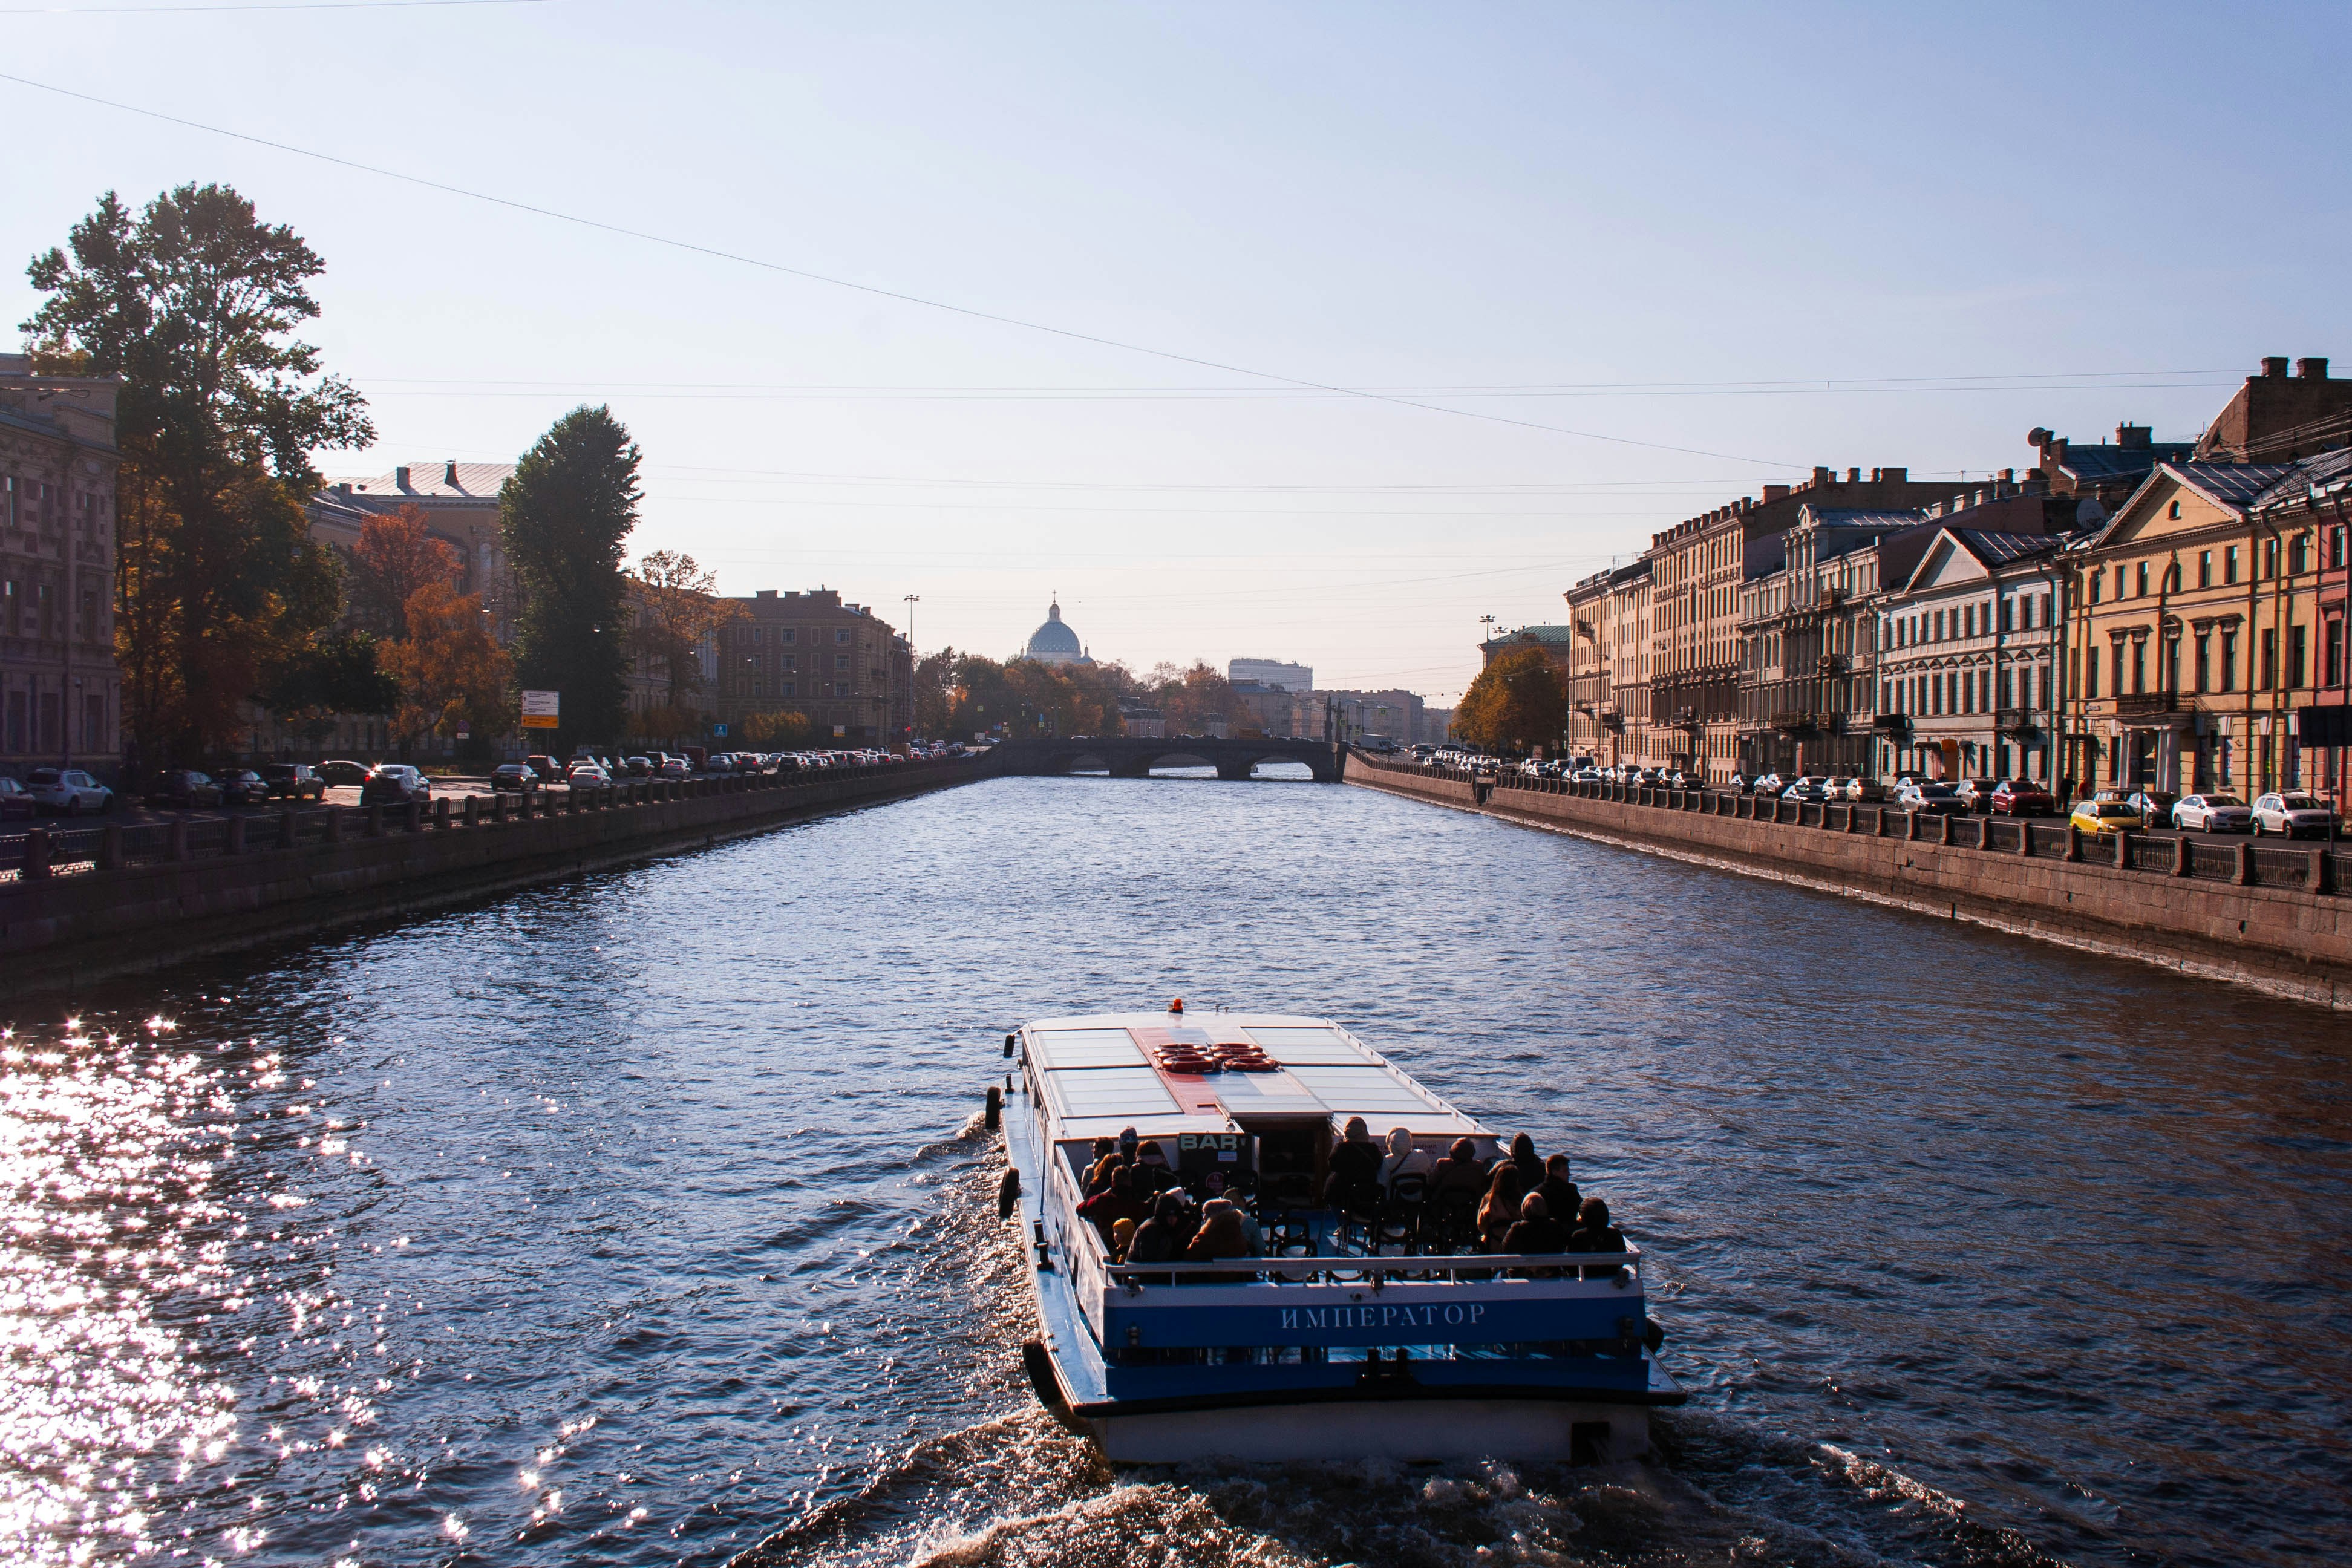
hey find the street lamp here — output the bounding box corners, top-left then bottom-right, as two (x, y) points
(903, 593), (920, 646)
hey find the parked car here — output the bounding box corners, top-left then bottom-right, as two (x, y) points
(1896, 780), (1972, 818)
(2069, 799), (2142, 836)
(2251, 792), (2341, 839)
(622, 755), (654, 777)
(2126, 791), (2180, 828)
(216, 769), (269, 806)
(1950, 779), (2002, 813)
(259, 763), (326, 801)
(1780, 776), (1834, 802)
(0, 776), (33, 820)
(1751, 772), (1787, 797)
(655, 757), (690, 780)
(359, 765), (432, 806)
(524, 754), (565, 785)
(2172, 792), (2252, 833)
(27, 768), (113, 815)
(566, 760), (610, 785)
(316, 759), (370, 786)
(1989, 779), (2056, 817)
(489, 762), (542, 792)
(149, 769), (223, 809)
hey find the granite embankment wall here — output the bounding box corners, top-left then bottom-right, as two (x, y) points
(1346, 752), (2352, 1010)
(0, 757), (997, 995)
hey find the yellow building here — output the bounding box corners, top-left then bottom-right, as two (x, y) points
(2058, 460), (2329, 797)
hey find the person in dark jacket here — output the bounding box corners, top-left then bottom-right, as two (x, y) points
(1475, 1162), (1530, 1252)
(1537, 1154), (1580, 1227)
(1429, 1137), (1488, 1201)
(1126, 1193), (1190, 1264)
(1508, 1132), (1544, 1185)
(1566, 1196), (1629, 1279)
(1076, 1167), (1151, 1244)
(1323, 1117), (1383, 1210)
(1499, 1191), (1568, 1255)
(1082, 1136), (1120, 1195)
(1131, 1140), (1178, 1197)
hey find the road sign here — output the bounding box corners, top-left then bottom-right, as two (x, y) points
(521, 690), (560, 730)
(712, 724), (728, 738)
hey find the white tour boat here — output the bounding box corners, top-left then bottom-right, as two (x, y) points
(991, 1006), (1681, 1463)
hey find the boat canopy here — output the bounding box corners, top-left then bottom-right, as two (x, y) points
(1022, 1013), (1488, 1142)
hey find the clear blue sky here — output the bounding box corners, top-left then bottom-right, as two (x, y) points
(7, 2), (2348, 702)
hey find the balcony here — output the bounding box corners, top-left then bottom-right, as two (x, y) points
(2114, 693), (2177, 717)
(1818, 653), (1851, 676)
(1771, 710), (1818, 734)
(1872, 713), (1910, 734)
(1994, 706), (2037, 734)
(1815, 585), (1849, 607)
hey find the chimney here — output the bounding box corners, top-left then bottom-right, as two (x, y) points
(1846, 467), (1861, 483)
(1762, 484), (1790, 502)
(444, 460), (459, 486)
(1812, 465), (1832, 485)
(394, 465), (411, 489)
(1880, 467), (1906, 483)
(2262, 356), (2290, 378)
(756, 589), (776, 599)
(2115, 423), (2151, 450)
(332, 482), (352, 499)
(2298, 356), (2330, 380)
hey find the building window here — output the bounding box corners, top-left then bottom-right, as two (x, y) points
(2089, 573), (2102, 606)
(780, 654), (794, 671)
(2264, 538), (2279, 579)
(2261, 628), (2278, 690)
(750, 627), (762, 644)
(2166, 636), (2180, 693)
(2085, 647), (2099, 699)
(835, 654), (849, 671)
(835, 629), (850, 644)
(2325, 620), (2344, 689)
(2198, 550), (2212, 589)
(2288, 624), (2307, 689)
(1999, 668), (2013, 708)
(2136, 562), (2149, 598)
(2168, 500), (2181, 520)
(2334, 527), (2347, 570)
(2289, 535), (2308, 576)
(2131, 640), (2145, 694)
(1933, 609), (1945, 640)
(780, 628), (795, 643)
(2221, 630), (2237, 692)
(780, 681), (794, 698)
(2195, 633), (2211, 693)
(2001, 598), (2014, 633)
(2225, 546), (2238, 584)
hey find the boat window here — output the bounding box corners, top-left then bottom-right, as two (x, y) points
(1238, 1027), (1373, 1065)
(1044, 1067), (1179, 1118)
(1030, 1029), (1148, 1069)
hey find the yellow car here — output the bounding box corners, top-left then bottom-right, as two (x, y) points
(2069, 799), (2143, 835)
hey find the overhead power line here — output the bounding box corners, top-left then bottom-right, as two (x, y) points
(0, 69), (1802, 470)
(2, 0), (540, 12)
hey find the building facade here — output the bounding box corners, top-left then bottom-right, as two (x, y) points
(1877, 528), (2066, 783)
(711, 589), (906, 746)
(2191, 355), (2351, 464)
(2056, 460), (2324, 797)
(313, 462), (517, 642)
(1229, 657), (1312, 693)
(1017, 599), (1091, 666)
(0, 357), (120, 777)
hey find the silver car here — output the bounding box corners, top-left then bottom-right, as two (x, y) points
(25, 767), (113, 815)
(2172, 793), (2251, 833)
(2251, 792), (2340, 839)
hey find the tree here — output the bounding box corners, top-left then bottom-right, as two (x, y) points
(1151, 661), (1241, 734)
(502, 406), (638, 751)
(257, 631), (397, 744)
(1454, 644), (1567, 754)
(349, 505), (458, 636)
(382, 582), (511, 755)
(626, 549), (739, 705)
(740, 709), (815, 748)
(23, 184), (372, 768)
(912, 648), (957, 739)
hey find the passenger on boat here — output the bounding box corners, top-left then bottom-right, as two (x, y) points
(1324, 1117), (1383, 1209)
(1430, 1138), (1488, 1199)
(1131, 1140), (1179, 1197)
(1184, 1200), (1256, 1283)
(1108, 1216), (1137, 1262)
(1476, 1163), (1530, 1252)
(1508, 1132), (1544, 1185)
(1378, 1127), (1434, 1195)
(1082, 1137), (1120, 1195)
(1126, 1192), (1191, 1264)
(1537, 1154), (1581, 1226)
(1500, 1191), (1569, 1269)
(1076, 1167), (1152, 1244)
(1566, 1196), (1629, 1279)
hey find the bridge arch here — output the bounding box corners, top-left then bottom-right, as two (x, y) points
(993, 736), (1342, 782)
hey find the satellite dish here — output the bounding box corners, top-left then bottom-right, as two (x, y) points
(2027, 427), (2053, 448)
(2075, 498), (2107, 526)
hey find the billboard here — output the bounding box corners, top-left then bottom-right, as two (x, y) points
(520, 690), (560, 730)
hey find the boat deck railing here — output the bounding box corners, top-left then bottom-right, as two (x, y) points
(1102, 1249), (1644, 1291)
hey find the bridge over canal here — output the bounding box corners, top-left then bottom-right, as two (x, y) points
(991, 736), (1345, 782)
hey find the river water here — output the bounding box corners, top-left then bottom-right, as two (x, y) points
(5, 773), (2348, 1567)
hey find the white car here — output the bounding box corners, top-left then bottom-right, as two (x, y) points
(2251, 792), (2341, 839)
(2172, 793), (2252, 834)
(24, 768), (113, 815)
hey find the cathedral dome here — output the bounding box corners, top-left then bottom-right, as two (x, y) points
(1021, 599), (1089, 665)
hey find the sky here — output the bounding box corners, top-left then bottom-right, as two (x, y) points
(5, 2), (2350, 705)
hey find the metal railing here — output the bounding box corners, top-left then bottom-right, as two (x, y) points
(1105, 1249), (1645, 1289)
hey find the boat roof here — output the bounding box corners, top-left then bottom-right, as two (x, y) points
(1019, 1011), (1489, 1142)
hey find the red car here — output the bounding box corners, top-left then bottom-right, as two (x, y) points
(1990, 779), (2056, 817)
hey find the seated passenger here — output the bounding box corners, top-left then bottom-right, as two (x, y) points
(1508, 1132), (1544, 1184)
(1537, 1154), (1580, 1227)
(1378, 1127), (1434, 1197)
(1566, 1197), (1630, 1279)
(1499, 1191), (1569, 1257)
(1323, 1117), (1383, 1210)
(1131, 1140), (1178, 1196)
(1082, 1136), (1120, 1195)
(1476, 1163), (1530, 1252)
(1126, 1193), (1191, 1264)
(1185, 1199), (1255, 1282)
(1076, 1167), (1151, 1244)
(1429, 1138), (1489, 1200)
(1108, 1215), (1137, 1263)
